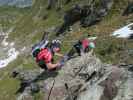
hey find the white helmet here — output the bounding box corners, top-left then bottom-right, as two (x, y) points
(52, 39), (61, 44)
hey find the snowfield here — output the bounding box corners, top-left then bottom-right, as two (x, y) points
(0, 28), (19, 68)
(0, 48), (19, 68)
(112, 23), (133, 38)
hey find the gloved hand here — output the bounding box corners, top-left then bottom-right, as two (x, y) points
(59, 59), (65, 67)
(58, 55), (69, 68)
(63, 54), (69, 61)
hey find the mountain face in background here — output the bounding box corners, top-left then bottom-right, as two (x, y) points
(0, 0), (32, 7)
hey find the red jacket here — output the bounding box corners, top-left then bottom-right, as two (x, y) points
(36, 48), (52, 64)
(81, 39), (89, 49)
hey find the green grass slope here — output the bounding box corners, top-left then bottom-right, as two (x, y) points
(0, 6), (30, 32)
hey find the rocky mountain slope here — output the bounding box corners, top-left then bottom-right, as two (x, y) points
(12, 53), (133, 100)
(0, 0), (132, 100)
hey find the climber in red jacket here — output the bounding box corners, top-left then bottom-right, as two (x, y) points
(67, 38), (95, 58)
(32, 40), (65, 71)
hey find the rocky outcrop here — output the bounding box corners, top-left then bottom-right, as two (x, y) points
(81, 0), (113, 27)
(12, 52), (133, 100)
(12, 53), (103, 99)
(56, 4), (82, 36)
(76, 64), (133, 100)
(56, 0), (113, 36)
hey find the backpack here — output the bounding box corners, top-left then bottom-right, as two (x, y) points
(32, 49), (40, 58)
(32, 40), (49, 57)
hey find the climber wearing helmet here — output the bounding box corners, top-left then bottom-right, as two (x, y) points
(32, 39), (64, 71)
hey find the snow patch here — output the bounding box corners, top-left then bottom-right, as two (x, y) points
(112, 23), (133, 38)
(0, 28), (19, 68)
(0, 48), (19, 68)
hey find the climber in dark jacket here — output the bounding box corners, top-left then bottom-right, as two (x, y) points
(67, 38), (95, 58)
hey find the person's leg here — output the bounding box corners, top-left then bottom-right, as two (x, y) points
(84, 47), (90, 53)
(74, 44), (82, 56)
(80, 48), (84, 56)
(75, 47), (81, 56)
(67, 47), (77, 58)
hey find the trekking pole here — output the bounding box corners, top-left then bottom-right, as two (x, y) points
(48, 79), (55, 100)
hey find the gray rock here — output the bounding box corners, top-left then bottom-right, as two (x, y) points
(81, 11), (101, 27)
(13, 53), (133, 100)
(76, 65), (133, 100)
(30, 83), (40, 93)
(81, 0), (113, 27)
(17, 90), (33, 100)
(56, 4), (82, 36)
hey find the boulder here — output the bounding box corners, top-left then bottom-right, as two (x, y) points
(80, 11), (101, 27)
